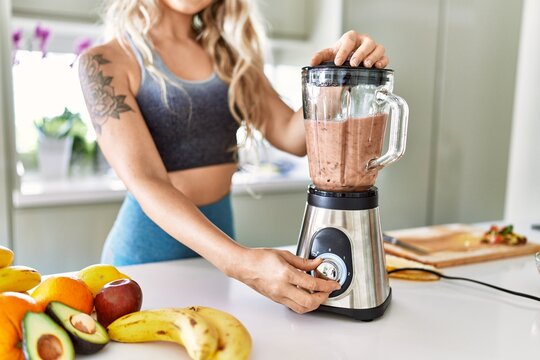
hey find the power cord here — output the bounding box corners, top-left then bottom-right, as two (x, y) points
(387, 267), (540, 303)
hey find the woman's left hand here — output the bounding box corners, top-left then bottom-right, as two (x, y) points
(311, 30), (388, 68)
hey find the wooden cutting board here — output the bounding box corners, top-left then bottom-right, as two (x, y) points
(384, 223), (540, 268)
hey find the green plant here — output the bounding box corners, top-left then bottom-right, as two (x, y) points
(34, 108), (79, 139)
(69, 115), (96, 163)
(34, 108), (97, 170)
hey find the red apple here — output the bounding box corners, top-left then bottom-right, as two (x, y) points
(94, 279), (143, 328)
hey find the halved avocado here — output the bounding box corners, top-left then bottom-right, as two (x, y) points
(46, 301), (109, 355)
(22, 312), (75, 360)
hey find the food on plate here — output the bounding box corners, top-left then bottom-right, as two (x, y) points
(0, 292), (42, 359)
(385, 254), (440, 281)
(76, 263), (131, 297)
(22, 311), (74, 360)
(31, 276), (94, 314)
(189, 306), (252, 360)
(94, 278), (143, 328)
(0, 245), (14, 268)
(480, 225), (527, 246)
(46, 301), (109, 355)
(107, 308), (218, 360)
(0, 265), (41, 293)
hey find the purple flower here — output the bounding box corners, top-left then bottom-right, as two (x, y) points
(12, 29), (23, 50)
(34, 23), (50, 39)
(74, 38), (92, 56)
(70, 37), (93, 67)
(34, 23), (51, 57)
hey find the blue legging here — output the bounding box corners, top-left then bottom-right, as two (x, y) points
(101, 192), (235, 265)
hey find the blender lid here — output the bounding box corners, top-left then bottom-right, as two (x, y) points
(302, 61), (393, 87)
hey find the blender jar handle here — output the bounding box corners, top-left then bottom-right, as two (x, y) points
(368, 88), (409, 170)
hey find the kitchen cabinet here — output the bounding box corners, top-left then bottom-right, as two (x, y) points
(430, 0), (522, 224)
(13, 202), (121, 274)
(344, 0), (523, 227)
(232, 190), (308, 249)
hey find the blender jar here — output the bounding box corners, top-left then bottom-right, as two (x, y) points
(302, 62), (408, 192)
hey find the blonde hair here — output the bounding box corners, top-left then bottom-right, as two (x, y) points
(102, 0), (270, 139)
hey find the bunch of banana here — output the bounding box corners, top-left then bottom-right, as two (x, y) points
(108, 306), (252, 360)
(0, 245), (41, 293)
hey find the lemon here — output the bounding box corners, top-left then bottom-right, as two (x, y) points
(77, 264), (131, 297)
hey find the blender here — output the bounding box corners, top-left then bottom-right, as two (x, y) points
(296, 62), (408, 321)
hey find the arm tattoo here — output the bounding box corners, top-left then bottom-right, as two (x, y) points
(79, 54), (133, 134)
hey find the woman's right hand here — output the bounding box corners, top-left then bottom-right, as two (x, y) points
(231, 248), (341, 314)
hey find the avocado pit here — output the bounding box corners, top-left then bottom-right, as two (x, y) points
(70, 313), (97, 334)
(37, 334), (63, 360)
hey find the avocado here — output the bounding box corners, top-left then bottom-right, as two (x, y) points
(46, 301), (109, 355)
(22, 311), (75, 360)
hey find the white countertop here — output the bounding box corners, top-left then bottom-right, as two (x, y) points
(84, 223), (540, 360)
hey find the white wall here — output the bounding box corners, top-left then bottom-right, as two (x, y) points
(505, 0), (540, 222)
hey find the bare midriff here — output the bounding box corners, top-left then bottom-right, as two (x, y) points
(168, 163), (237, 206)
(304, 114), (388, 192)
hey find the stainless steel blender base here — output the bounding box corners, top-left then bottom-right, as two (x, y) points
(318, 289), (392, 321)
(296, 186), (391, 321)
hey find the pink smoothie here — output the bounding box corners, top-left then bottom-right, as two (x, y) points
(305, 114), (388, 192)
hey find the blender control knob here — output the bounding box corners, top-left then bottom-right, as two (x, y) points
(315, 261), (340, 281)
(311, 253), (347, 286)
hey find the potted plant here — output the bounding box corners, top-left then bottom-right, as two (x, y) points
(69, 116), (98, 176)
(34, 108), (79, 178)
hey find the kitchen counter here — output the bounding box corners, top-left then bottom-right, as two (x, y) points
(85, 224), (540, 360)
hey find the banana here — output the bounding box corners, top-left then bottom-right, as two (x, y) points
(107, 308), (219, 360)
(76, 263), (131, 297)
(0, 265), (42, 292)
(189, 306), (252, 360)
(0, 245), (14, 268)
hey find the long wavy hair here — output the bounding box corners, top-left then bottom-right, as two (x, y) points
(102, 0), (270, 139)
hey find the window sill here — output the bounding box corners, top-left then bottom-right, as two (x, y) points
(12, 170), (311, 209)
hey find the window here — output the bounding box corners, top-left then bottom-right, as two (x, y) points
(10, 18), (102, 180)
(12, 50), (94, 168)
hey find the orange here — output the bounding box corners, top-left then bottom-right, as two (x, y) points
(31, 276), (94, 314)
(0, 292), (42, 360)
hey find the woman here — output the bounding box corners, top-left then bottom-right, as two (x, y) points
(79, 0), (388, 314)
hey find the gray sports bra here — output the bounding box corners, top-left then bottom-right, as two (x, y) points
(127, 38), (239, 172)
